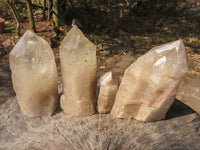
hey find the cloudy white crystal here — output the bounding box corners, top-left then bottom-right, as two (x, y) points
(97, 72), (118, 114)
(9, 30), (58, 117)
(60, 25), (97, 116)
(111, 40), (188, 122)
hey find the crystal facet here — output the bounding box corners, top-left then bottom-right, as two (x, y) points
(97, 72), (118, 114)
(60, 25), (97, 116)
(9, 30), (58, 117)
(111, 40), (188, 122)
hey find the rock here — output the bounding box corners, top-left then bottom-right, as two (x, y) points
(9, 30), (58, 117)
(97, 72), (119, 114)
(176, 76), (200, 114)
(60, 25), (97, 116)
(2, 39), (15, 53)
(111, 40), (188, 122)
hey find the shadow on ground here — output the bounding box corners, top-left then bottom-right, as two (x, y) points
(166, 99), (195, 119)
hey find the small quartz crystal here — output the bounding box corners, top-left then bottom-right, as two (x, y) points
(97, 72), (119, 114)
(60, 25), (97, 116)
(111, 40), (188, 122)
(9, 30), (58, 117)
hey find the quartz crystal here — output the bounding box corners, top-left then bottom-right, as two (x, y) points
(97, 72), (118, 114)
(9, 30), (58, 117)
(60, 25), (97, 116)
(111, 40), (188, 122)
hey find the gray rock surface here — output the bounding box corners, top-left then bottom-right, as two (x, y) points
(0, 97), (200, 150)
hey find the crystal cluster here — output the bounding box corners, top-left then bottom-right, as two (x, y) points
(111, 40), (188, 122)
(60, 25), (97, 116)
(97, 72), (118, 114)
(9, 30), (58, 117)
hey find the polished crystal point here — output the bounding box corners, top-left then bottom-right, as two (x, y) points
(111, 40), (188, 122)
(9, 30), (58, 117)
(97, 72), (118, 114)
(60, 25), (97, 116)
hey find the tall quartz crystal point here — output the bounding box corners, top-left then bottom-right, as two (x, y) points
(97, 72), (119, 114)
(9, 30), (58, 117)
(111, 40), (188, 122)
(60, 25), (97, 116)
